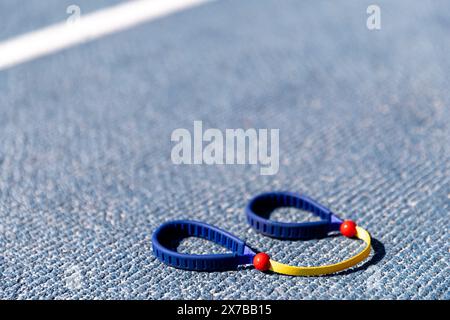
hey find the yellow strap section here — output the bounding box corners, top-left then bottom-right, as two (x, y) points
(269, 226), (371, 276)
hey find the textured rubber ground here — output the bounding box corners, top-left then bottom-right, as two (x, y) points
(0, 0), (449, 299)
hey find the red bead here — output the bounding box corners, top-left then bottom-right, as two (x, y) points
(253, 253), (271, 271)
(340, 220), (357, 238)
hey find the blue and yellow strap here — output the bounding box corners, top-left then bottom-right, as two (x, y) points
(152, 192), (372, 276)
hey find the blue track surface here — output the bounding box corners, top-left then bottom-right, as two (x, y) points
(0, 0), (449, 299)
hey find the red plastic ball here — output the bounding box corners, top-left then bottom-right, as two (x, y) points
(253, 253), (271, 271)
(340, 220), (357, 238)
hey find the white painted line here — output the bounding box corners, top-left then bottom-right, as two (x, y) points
(0, 0), (211, 70)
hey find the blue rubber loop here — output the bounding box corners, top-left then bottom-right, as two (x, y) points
(152, 220), (256, 271)
(246, 192), (343, 239)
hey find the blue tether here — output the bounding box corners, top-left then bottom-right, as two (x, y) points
(152, 220), (256, 271)
(245, 191), (343, 239)
(152, 192), (344, 271)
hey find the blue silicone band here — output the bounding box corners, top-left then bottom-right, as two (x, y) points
(245, 192), (343, 239)
(152, 220), (256, 271)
